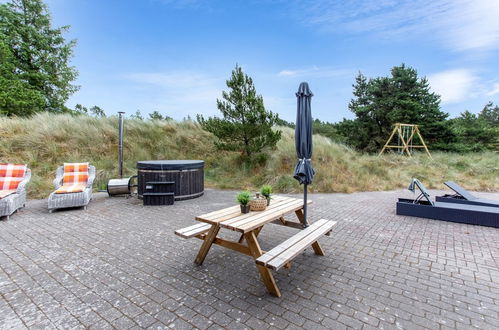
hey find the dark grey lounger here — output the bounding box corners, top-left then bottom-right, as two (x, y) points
(435, 181), (499, 208)
(397, 179), (499, 228)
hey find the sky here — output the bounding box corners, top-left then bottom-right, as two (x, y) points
(42, 0), (499, 122)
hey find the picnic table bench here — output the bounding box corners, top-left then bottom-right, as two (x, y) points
(175, 196), (336, 297)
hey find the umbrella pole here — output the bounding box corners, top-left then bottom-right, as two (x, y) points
(303, 183), (309, 228)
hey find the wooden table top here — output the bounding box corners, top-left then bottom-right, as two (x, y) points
(195, 196), (312, 233)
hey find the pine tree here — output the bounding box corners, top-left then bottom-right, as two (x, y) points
(0, 0), (78, 115)
(343, 64), (453, 152)
(197, 65), (281, 157)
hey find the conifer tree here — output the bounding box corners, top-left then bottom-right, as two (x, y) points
(198, 65), (281, 157)
(342, 64), (452, 151)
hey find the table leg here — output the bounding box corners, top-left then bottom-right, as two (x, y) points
(194, 224), (220, 265)
(295, 209), (325, 256)
(244, 231), (281, 297)
(238, 226), (262, 243)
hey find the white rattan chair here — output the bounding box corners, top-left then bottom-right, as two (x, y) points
(48, 165), (96, 212)
(0, 169), (31, 220)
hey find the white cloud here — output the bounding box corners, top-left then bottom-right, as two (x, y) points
(277, 66), (351, 78)
(278, 70), (299, 77)
(291, 0), (499, 52)
(486, 83), (499, 96)
(427, 69), (476, 103)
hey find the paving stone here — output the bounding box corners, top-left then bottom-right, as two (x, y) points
(189, 314), (213, 329)
(135, 312), (157, 328)
(154, 309), (176, 325)
(338, 314), (364, 329)
(167, 318), (193, 329)
(245, 316), (269, 329)
(321, 317), (347, 330)
(282, 310), (306, 326)
(111, 315), (137, 329)
(0, 190), (498, 329)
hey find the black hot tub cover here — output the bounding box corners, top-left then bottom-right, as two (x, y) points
(137, 160), (204, 170)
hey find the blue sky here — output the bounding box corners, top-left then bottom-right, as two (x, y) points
(44, 0), (499, 122)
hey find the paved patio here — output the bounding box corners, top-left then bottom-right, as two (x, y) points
(1, 189), (498, 329)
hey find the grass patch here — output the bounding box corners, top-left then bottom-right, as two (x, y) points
(1, 113), (497, 198)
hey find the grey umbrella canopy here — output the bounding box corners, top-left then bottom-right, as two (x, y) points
(293, 82), (315, 227)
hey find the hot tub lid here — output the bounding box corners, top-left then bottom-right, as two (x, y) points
(137, 160), (204, 170)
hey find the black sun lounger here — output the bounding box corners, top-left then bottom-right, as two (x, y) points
(435, 181), (499, 208)
(397, 179), (499, 228)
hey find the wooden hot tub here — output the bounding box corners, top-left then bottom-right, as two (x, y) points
(137, 160), (204, 201)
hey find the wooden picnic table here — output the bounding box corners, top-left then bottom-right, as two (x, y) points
(175, 195), (335, 297)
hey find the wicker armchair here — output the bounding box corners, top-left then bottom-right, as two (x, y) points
(48, 165), (96, 212)
(0, 169), (31, 220)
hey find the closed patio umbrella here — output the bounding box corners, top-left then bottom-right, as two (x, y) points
(293, 82), (315, 227)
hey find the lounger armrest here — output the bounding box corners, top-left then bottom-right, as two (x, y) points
(53, 166), (64, 189)
(16, 169), (31, 194)
(86, 166), (96, 188)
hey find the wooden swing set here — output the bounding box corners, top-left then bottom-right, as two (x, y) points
(379, 123), (432, 158)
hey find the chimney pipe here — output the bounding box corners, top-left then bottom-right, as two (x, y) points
(118, 112), (125, 179)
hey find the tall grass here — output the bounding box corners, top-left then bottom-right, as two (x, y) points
(1, 113), (497, 198)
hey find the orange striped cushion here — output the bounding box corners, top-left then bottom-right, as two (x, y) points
(0, 177), (24, 190)
(63, 163), (89, 185)
(0, 163), (27, 178)
(55, 184), (86, 194)
(0, 189), (16, 199)
(64, 162), (89, 173)
(63, 172), (89, 185)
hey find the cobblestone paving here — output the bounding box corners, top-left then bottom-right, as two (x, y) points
(1, 189), (498, 329)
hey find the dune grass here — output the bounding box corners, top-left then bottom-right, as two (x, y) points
(1, 113), (497, 198)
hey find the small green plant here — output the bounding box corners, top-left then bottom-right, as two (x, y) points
(236, 191), (251, 205)
(260, 185), (272, 198)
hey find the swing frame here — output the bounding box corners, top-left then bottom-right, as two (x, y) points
(379, 123), (432, 158)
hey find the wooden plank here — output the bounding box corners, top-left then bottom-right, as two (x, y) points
(225, 199), (313, 233)
(265, 220), (336, 270)
(294, 209), (324, 255)
(218, 197), (293, 225)
(244, 231), (281, 297)
(195, 196), (290, 224)
(196, 205), (242, 222)
(255, 219), (329, 266)
(174, 223), (212, 238)
(224, 199), (303, 229)
(415, 126), (432, 159)
(175, 222), (206, 235)
(198, 195), (288, 221)
(194, 224), (220, 265)
(237, 201), (312, 233)
(212, 237), (252, 256)
(217, 197), (297, 227)
(379, 125), (398, 156)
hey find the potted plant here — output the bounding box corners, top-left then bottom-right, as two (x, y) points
(260, 185), (273, 206)
(236, 191), (251, 214)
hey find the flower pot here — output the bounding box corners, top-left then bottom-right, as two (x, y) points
(266, 197), (271, 206)
(240, 204), (250, 214)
